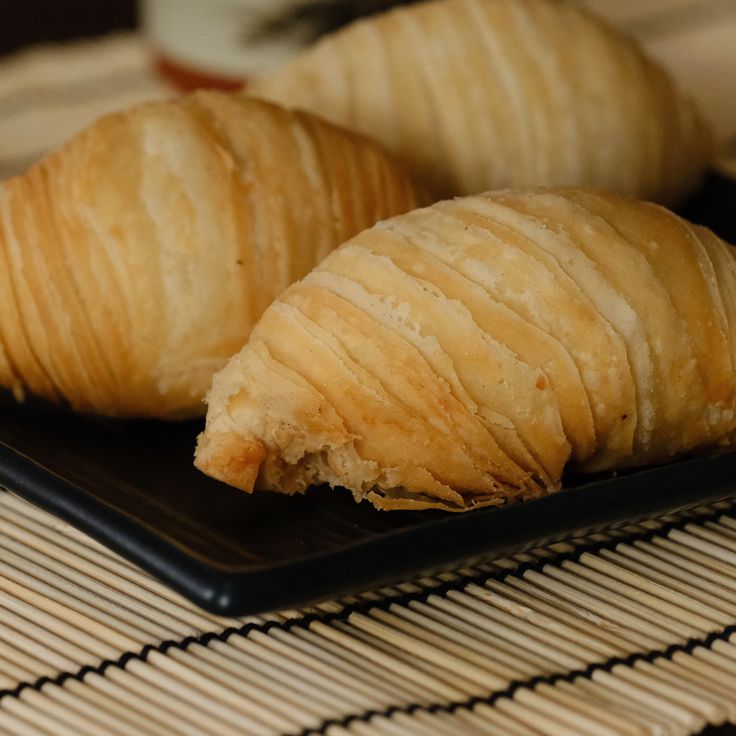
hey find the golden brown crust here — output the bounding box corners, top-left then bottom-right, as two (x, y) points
(195, 188), (736, 512)
(251, 0), (712, 204)
(194, 430), (266, 492)
(0, 91), (422, 418)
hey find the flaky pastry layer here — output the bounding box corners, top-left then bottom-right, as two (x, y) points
(252, 0), (711, 203)
(0, 92), (421, 417)
(196, 188), (736, 511)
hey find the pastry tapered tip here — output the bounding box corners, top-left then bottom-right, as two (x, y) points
(195, 430), (266, 492)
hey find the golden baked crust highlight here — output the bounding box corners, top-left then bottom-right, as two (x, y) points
(252, 0), (712, 204)
(196, 188), (736, 511)
(0, 91), (422, 418)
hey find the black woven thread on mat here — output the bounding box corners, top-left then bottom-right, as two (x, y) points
(0, 499), (734, 716)
(299, 623), (736, 736)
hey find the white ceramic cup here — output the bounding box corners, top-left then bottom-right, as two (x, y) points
(142, 0), (320, 87)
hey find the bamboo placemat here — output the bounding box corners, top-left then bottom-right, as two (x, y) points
(2, 489), (736, 735)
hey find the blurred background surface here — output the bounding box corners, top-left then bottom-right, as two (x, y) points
(0, 1), (135, 54)
(0, 0), (734, 179)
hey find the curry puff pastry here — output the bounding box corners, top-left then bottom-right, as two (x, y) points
(195, 189), (736, 512)
(251, 0), (711, 204)
(0, 91), (421, 418)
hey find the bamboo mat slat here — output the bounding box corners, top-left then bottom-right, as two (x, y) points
(1, 488), (736, 735)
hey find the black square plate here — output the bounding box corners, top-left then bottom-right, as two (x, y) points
(1, 172), (735, 617)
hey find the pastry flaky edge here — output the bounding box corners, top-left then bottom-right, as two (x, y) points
(0, 91), (422, 419)
(251, 0), (712, 204)
(195, 188), (736, 512)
